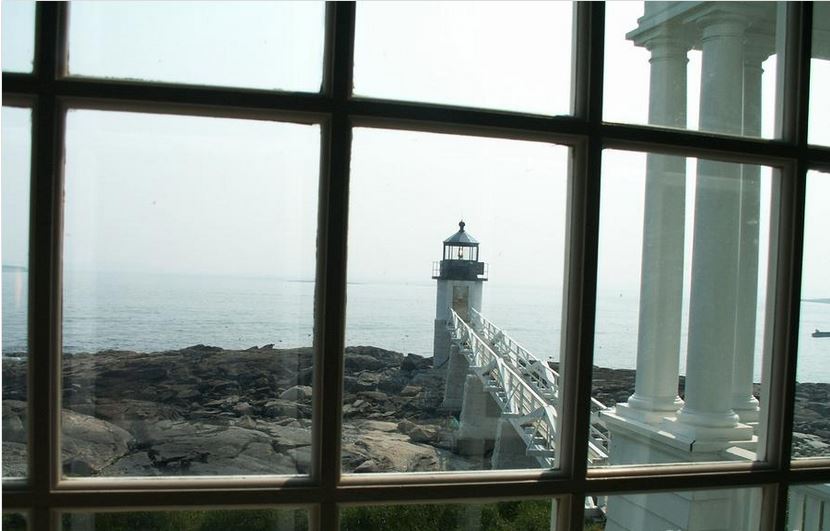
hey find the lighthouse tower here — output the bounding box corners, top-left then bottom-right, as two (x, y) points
(432, 221), (487, 368)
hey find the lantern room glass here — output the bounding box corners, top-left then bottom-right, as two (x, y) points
(445, 245), (478, 262)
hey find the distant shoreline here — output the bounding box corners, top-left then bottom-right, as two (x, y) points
(5, 345), (830, 387)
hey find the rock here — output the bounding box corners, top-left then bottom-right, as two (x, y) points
(269, 425), (312, 452)
(263, 399), (306, 419)
(359, 391), (389, 402)
(409, 425), (439, 443)
(234, 416), (258, 429)
(397, 419), (417, 435)
(341, 423), (478, 473)
(400, 385), (422, 397)
(104, 420), (300, 476)
(279, 385), (313, 401)
(359, 420), (398, 432)
(61, 409), (133, 476)
(401, 354), (431, 371)
(354, 459), (379, 473)
(345, 354), (387, 372)
(287, 446), (312, 473)
(2, 442), (27, 477)
(2, 401), (27, 444)
(184, 344), (223, 352)
(354, 373), (380, 391)
(232, 402), (253, 416)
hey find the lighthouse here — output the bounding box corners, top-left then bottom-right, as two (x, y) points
(432, 220), (487, 368)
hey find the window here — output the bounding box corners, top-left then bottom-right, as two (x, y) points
(2, 3), (828, 530)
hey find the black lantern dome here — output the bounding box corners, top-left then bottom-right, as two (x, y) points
(432, 221), (488, 281)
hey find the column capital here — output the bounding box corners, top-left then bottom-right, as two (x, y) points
(628, 2), (777, 55)
(645, 33), (692, 63)
(743, 32), (775, 67)
(630, 23), (694, 55)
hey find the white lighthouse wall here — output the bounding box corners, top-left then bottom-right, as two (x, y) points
(434, 279), (483, 320)
(433, 279), (484, 368)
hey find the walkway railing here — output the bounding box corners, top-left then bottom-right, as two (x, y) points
(449, 309), (609, 465)
(472, 309), (559, 402)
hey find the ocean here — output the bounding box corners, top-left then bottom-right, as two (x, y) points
(3, 270), (829, 383)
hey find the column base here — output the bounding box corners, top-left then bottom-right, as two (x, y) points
(732, 394), (760, 423)
(615, 394), (684, 424)
(663, 414), (754, 446)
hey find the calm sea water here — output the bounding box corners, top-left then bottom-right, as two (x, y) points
(3, 270), (829, 383)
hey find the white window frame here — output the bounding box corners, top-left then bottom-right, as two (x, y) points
(2, 3), (830, 530)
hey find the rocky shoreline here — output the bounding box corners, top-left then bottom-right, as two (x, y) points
(2, 345), (828, 477)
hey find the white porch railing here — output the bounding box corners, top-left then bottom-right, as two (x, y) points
(788, 483), (830, 531)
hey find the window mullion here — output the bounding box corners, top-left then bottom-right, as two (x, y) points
(25, 3), (64, 530)
(318, 3), (355, 531)
(767, 2), (811, 529)
(559, 2), (605, 530)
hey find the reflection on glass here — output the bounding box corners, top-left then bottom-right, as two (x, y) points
(590, 487), (762, 530)
(67, 2), (324, 92)
(793, 171), (830, 460)
(341, 499), (556, 531)
(809, 3), (830, 146)
(1, 0), (36, 73)
(788, 483), (830, 531)
(2, 107), (32, 480)
(2, 513), (27, 531)
(61, 110), (319, 477)
(343, 129), (568, 473)
(354, 2), (573, 116)
(592, 150), (775, 468)
(604, 2), (781, 139)
(61, 509), (308, 531)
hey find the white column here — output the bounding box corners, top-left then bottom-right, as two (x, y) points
(731, 45), (767, 422)
(676, 16), (748, 433)
(619, 32), (688, 420)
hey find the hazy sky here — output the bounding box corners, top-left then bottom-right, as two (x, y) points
(1, 1), (828, 298)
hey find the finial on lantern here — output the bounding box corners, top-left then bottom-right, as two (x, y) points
(459, 220), (465, 232)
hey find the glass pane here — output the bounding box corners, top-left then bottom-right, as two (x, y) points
(590, 487), (763, 530)
(794, 171), (830, 460)
(61, 110), (319, 477)
(341, 499), (557, 531)
(2, 106), (32, 480)
(354, 2), (573, 116)
(67, 2), (324, 92)
(62, 509), (308, 531)
(1, 0), (36, 73)
(2, 513), (28, 531)
(810, 3), (830, 146)
(788, 483), (830, 531)
(592, 149), (776, 468)
(343, 129), (568, 473)
(604, 2), (782, 139)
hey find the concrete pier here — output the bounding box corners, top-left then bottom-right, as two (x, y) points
(456, 375), (501, 457)
(491, 418), (537, 470)
(440, 345), (469, 411)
